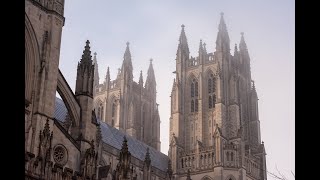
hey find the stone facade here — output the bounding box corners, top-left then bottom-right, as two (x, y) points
(25, 1), (267, 179)
(25, 0), (167, 179)
(168, 13), (267, 180)
(92, 44), (161, 151)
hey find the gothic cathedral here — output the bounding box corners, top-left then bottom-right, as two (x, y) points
(92, 43), (161, 151)
(168, 13), (267, 180)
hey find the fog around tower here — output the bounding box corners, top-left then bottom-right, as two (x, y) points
(58, 0), (294, 179)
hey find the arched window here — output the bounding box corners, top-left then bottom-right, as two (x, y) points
(191, 78), (199, 112)
(226, 152), (229, 161)
(231, 152), (234, 161)
(191, 99), (195, 112)
(208, 74), (216, 109)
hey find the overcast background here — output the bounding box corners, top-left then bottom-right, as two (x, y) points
(58, 0), (294, 179)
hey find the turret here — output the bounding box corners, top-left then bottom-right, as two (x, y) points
(75, 40), (97, 159)
(75, 40), (94, 98)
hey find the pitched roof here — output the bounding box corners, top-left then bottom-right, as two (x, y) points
(54, 97), (169, 172)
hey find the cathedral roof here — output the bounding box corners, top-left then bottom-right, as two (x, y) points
(54, 97), (169, 172)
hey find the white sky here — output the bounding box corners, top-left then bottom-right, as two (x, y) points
(58, 1), (294, 179)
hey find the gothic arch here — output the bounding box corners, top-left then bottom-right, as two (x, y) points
(201, 175), (214, 180)
(225, 174), (236, 180)
(204, 68), (215, 78)
(187, 72), (198, 83)
(94, 98), (103, 108)
(25, 13), (41, 104)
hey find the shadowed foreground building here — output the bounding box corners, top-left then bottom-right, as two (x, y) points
(25, 0), (168, 179)
(168, 13), (267, 180)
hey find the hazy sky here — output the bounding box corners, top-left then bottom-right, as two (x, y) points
(58, 0), (294, 179)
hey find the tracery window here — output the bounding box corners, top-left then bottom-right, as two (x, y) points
(53, 145), (68, 165)
(191, 78), (199, 112)
(208, 74), (216, 109)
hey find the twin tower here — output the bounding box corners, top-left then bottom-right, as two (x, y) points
(91, 12), (266, 180)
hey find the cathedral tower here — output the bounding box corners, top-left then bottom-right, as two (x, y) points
(169, 13), (267, 180)
(93, 43), (161, 151)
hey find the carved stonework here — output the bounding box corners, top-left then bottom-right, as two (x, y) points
(34, 119), (53, 178)
(113, 136), (132, 180)
(96, 125), (102, 146)
(80, 140), (98, 179)
(166, 160), (173, 180)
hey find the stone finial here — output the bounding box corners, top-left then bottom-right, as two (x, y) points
(220, 12), (224, 16)
(144, 148), (151, 166)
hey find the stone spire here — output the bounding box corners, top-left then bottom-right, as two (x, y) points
(239, 32), (251, 77)
(118, 136), (131, 178)
(199, 39), (203, 53)
(203, 42), (207, 54)
(234, 43), (239, 56)
(93, 52), (99, 96)
(105, 66), (110, 89)
(252, 80), (257, 97)
(177, 24), (189, 55)
(239, 32), (248, 51)
(145, 59), (156, 92)
(121, 42), (133, 82)
(139, 70), (144, 85)
(80, 40), (92, 65)
(199, 39), (205, 64)
(216, 12), (230, 52)
(122, 42), (133, 68)
(106, 66), (110, 81)
(75, 40), (94, 97)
